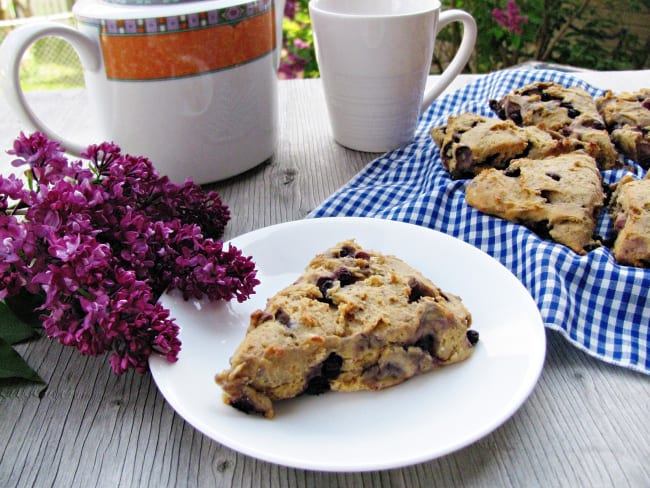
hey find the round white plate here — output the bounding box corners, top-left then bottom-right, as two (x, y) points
(149, 217), (546, 472)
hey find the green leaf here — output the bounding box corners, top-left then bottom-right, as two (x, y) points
(0, 301), (39, 345)
(0, 337), (42, 382)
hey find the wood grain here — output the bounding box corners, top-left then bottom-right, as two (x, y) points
(1, 74), (649, 488)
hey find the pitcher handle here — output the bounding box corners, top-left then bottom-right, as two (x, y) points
(0, 22), (101, 154)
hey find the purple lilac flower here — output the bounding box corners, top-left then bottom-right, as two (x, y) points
(165, 228), (259, 302)
(284, 0), (297, 20)
(0, 131), (259, 375)
(279, 51), (307, 79)
(9, 131), (82, 185)
(0, 214), (32, 299)
(492, 0), (528, 35)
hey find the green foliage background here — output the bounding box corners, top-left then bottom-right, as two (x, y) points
(2, 1), (648, 86)
(436, 0), (649, 73)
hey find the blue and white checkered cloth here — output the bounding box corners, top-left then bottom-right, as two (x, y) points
(310, 69), (650, 376)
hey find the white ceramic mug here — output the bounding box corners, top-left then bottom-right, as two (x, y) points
(0, 0), (285, 184)
(309, 0), (476, 153)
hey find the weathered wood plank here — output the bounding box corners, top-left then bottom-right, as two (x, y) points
(1, 74), (649, 488)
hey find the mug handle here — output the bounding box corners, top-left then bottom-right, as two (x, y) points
(0, 22), (102, 154)
(421, 10), (477, 111)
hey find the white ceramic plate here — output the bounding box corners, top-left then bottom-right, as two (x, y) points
(149, 217), (546, 472)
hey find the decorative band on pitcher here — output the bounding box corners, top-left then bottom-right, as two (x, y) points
(79, 0), (276, 81)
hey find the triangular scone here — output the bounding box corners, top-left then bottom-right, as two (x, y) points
(489, 81), (620, 170)
(608, 172), (650, 267)
(596, 88), (650, 169)
(215, 239), (478, 418)
(465, 151), (605, 254)
(430, 112), (570, 180)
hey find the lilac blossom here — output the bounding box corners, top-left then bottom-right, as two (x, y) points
(492, 0), (528, 35)
(284, 0), (298, 19)
(279, 51), (308, 79)
(0, 132), (259, 375)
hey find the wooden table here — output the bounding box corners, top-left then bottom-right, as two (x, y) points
(1, 72), (649, 487)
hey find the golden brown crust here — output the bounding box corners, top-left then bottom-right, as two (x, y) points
(596, 88), (650, 169)
(215, 240), (477, 418)
(430, 112), (570, 179)
(608, 174), (650, 267)
(465, 151), (605, 254)
(489, 81), (620, 169)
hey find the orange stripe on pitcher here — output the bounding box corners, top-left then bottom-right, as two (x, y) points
(100, 10), (275, 81)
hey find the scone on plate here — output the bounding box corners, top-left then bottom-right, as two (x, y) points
(608, 173), (650, 267)
(465, 151), (605, 254)
(430, 112), (569, 179)
(215, 239), (478, 418)
(489, 81), (620, 170)
(596, 88), (650, 169)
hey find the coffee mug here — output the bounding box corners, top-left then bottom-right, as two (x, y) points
(309, 0), (476, 153)
(0, 0), (285, 184)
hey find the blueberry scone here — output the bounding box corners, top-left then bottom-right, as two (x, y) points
(215, 239), (478, 418)
(489, 81), (620, 170)
(430, 112), (569, 179)
(608, 172), (650, 267)
(465, 151), (605, 254)
(596, 88), (650, 169)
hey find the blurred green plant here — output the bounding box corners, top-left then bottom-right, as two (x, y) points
(279, 0), (319, 78)
(19, 36), (84, 90)
(278, 0), (649, 78)
(435, 0), (649, 73)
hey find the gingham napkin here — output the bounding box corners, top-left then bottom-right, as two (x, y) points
(309, 68), (650, 376)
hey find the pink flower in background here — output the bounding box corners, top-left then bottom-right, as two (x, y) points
(293, 38), (310, 50)
(492, 0), (528, 35)
(278, 33), (312, 79)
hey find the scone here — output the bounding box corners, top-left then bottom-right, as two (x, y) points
(596, 88), (650, 168)
(465, 151), (605, 254)
(608, 172), (650, 267)
(489, 81), (620, 170)
(215, 239), (478, 418)
(431, 112), (569, 179)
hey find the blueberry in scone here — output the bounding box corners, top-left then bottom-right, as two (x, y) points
(596, 88), (650, 169)
(465, 151), (605, 254)
(489, 81), (620, 170)
(430, 112), (570, 179)
(215, 239), (478, 418)
(608, 172), (650, 267)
